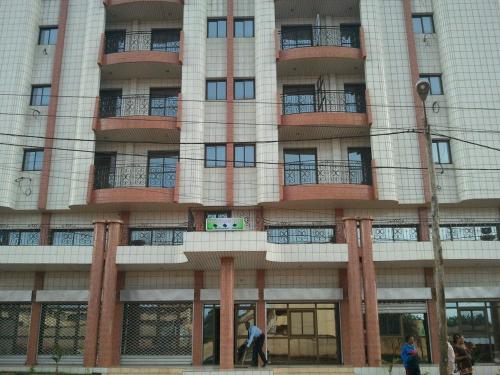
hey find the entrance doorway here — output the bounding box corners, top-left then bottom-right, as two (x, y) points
(202, 303), (256, 365)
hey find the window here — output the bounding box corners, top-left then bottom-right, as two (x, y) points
(432, 140), (451, 164)
(51, 230), (93, 246)
(149, 88), (179, 117)
(147, 152), (178, 188)
(280, 25), (313, 49)
(205, 144), (226, 167)
(206, 80), (227, 100)
(267, 227), (335, 244)
(105, 30), (126, 53)
(206, 211), (231, 219)
(412, 15), (435, 34)
(38, 304), (87, 356)
(282, 85), (315, 114)
(30, 85), (51, 106)
(99, 89), (122, 118)
(234, 79), (255, 100)
(151, 28), (180, 52)
(207, 18), (227, 38)
(372, 225), (419, 242)
(419, 75), (443, 95)
(0, 230), (40, 246)
(234, 18), (254, 37)
(22, 149), (44, 171)
(234, 144), (255, 167)
(0, 303), (31, 356)
(129, 228), (184, 246)
(38, 27), (58, 45)
(283, 149), (317, 185)
(379, 312), (430, 364)
(438, 224), (499, 241)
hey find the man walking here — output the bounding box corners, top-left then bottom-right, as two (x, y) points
(244, 321), (268, 367)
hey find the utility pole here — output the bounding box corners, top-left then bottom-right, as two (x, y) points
(416, 80), (448, 375)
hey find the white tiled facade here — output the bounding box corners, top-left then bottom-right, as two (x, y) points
(0, 0), (500, 371)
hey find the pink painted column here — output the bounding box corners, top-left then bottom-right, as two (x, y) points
(344, 218), (366, 366)
(97, 220), (122, 367)
(360, 218), (381, 366)
(220, 257), (235, 369)
(256, 269), (266, 365)
(26, 272), (45, 366)
(425, 268), (441, 364)
(192, 271), (204, 366)
(83, 221), (107, 367)
(339, 269), (351, 365)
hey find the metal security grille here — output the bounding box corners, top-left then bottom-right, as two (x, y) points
(38, 304), (87, 356)
(0, 304), (31, 356)
(121, 303), (192, 359)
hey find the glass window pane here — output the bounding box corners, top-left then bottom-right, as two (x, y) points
(208, 21), (217, 38)
(49, 29), (58, 44)
(412, 18), (423, 33)
(207, 82), (216, 100)
(216, 81), (226, 99)
(245, 145), (254, 166)
(8, 232), (20, 245)
(317, 310), (335, 336)
(422, 16), (434, 33)
(234, 146), (244, 167)
(244, 20), (254, 37)
(438, 142), (450, 163)
(216, 146), (226, 166)
(432, 142), (439, 162)
(218, 20), (226, 37)
(234, 21), (244, 37)
(245, 80), (254, 99)
(430, 76), (443, 95)
(131, 230), (152, 245)
(206, 146), (216, 167)
(234, 81), (244, 100)
(34, 151), (44, 170)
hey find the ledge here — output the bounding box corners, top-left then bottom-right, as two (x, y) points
(280, 111), (369, 128)
(101, 50), (181, 67)
(96, 115), (179, 132)
(278, 45), (362, 63)
(282, 184), (374, 202)
(105, 0), (183, 7)
(90, 187), (176, 205)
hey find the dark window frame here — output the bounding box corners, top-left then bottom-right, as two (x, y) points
(206, 80), (227, 100)
(22, 149), (44, 171)
(207, 18), (227, 38)
(50, 229), (94, 246)
(437, 223), (499, 241)
(205, 144), (227, 168)
(283, 148), (318, 185)
(432, 139), (452, 164)
(129, 227), (185, 246)
(234, 18), (254, 38)
(372, 225), (420, 242)
(234, 79), (255, 100)
(0, 229), (40, 246)
(38, 26), (58, 45)
(419, 74), (443, 95)
(412, 14), (435, 34)
(234, 143), (256, 168)
(30, 85), (51, 106)
(205, 211), (231, 220)
(146, 151), (179, 188)
(150, 28), (181, 52)
(149, 87), (180, 117)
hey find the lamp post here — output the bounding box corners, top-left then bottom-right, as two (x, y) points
(416, 80), (448, 375)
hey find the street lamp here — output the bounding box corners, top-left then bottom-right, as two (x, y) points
(416, 80), (448, 375)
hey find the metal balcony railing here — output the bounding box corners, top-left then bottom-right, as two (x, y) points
(280, 26), (360, 50)
(105, 30), (180, 54)
(282, 90), (366, 115)
(94, 165), (177, 190)
(284, 161), (371, 186)
(99, 95), (178, 118)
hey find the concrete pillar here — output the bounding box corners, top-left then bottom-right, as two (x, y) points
(192, 270), (204, 366)
(26, 272), (44, 366)
(425, 268), (441, 363)
(220, 257), (235, 369)
(418, 207), (430, 241)
(335, 209), (346, 243)
(343, 218), (366, 366)
(360, 218), (381, 366)
(97, 220), (122, 367)
(83, 221), (107, 367)
(39, 213), (51, 245)
(111, 272), (126, 365)
(339, 269), (351, 365)
(256, 269), (266, 365)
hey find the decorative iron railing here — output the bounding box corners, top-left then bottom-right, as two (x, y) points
(284, 161), (371, 186)
(282, 90), (366, 115)
(105, 30), (180, 54)
(280, 26), (360, 50)
(99, 95), (178, 118)
(94, 165), (177, 190)
(267, 227), (335, 244)
(372, 226), (420, 242)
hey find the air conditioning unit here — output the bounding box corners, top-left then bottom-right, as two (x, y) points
(479, 227), (496, 241)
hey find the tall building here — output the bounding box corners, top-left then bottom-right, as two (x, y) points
(0, 0), (499, 372)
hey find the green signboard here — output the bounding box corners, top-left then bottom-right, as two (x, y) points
(206, 218), (245, 231)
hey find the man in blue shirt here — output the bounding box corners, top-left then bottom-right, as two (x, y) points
(244, 321), (268, 367)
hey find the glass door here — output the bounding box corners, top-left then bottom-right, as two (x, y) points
(105, 29), (126, 53)
(284, 149), (317, 185)
(100, 89), (123, 118)
(344, 84), (365, 113)
(147, 152), (178, 188)
(94, 152), (116, 189)
(203, 304), (220, 365)
(348, 147), (371, 184)
(281, 25), (313, 49)
(282, 85), (315, 114)
(235, 304), (256, 365)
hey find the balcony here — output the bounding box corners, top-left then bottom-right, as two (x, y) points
(280, 89), (370, 140)
(276, 26), (364, 76)
(94, 94), (181, 142)
(281, 161), (375, 203)
(99, 30), (182, 79)
(88, 163), (179, 206)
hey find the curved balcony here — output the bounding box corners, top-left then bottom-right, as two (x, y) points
(88, 164), (179, 206)
(99, 30), (182, 79)
(280, 161), (375, 203)
(93, 94), (181, 142)
(280, 90), (370, 140)
(277, 26), (365, 76)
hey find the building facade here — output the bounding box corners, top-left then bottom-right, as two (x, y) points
(0, 0), (500, 371)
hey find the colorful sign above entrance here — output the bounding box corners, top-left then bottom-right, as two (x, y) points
(206, 218), (245, 231)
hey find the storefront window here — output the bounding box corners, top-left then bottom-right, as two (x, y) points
(446, 302), (500, 363)
(266, 303), (340, 364)
(379, 313), (430, 364)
